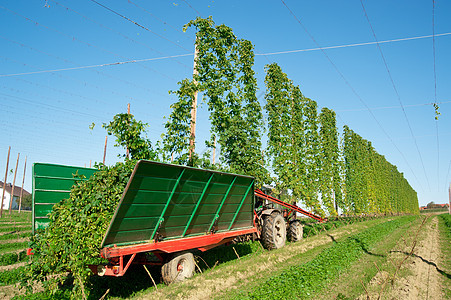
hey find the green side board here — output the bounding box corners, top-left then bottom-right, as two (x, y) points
(101, 160), (255, 248)
(32, 163), (96, 233)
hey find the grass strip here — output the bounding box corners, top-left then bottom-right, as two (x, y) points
(0, 226), (31, 234)
(302, 215), (387, 238)
(320, 215), (423, 299)
(246, 216), (415, 299)
(0, 250), (27, 266)
(0, 265), (26, 286)
(0, 223), (31, 228)
(0, 232), (30, 241)
(438, 213), (451, 298)
(0, 241), (29, 253)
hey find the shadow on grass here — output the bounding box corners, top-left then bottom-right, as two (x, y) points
(350, 237), (385, 257)
(389, 250), (451, 279)
(87, 264), (160, 299)
(327, 234), (337, 243)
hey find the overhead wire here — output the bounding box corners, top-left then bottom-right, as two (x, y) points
(359, 0), (431, 191)
(0, 92), (100, 119)
(181, 0), (202, 17)
(126, 0), (195, 42)
(0, 6), (171, 95)
(0, 53), (193, 77)
(255, 32), (451, 56)
(336, 100), (451, 112)
(0, 84), (110, 119)
(3, 31), (450, 77)
(88, 0), (191, 52)
(279, 0), (424, 191)
(49, 0), (190, 70)
(0, 53), (142, 106)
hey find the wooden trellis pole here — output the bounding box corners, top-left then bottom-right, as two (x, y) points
(126, 103), (130, 159)
(1, 147), (11, 217)
(103, 136), (108, 165)
(189, 44), (199, 163)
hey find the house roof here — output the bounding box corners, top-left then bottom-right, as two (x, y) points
(0, 181), (30, 197)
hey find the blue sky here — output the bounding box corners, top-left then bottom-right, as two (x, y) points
(0, 0), (450, 207)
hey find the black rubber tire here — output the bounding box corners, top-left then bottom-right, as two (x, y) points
(161, 252), (195, 285)
(261, 212), (286, 250)
(287, 219), (303, 242)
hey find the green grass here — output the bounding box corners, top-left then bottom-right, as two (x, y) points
(127, 217), (393, 300)
(0, 232), (30, 241)
(0, 226), (31, 234)
(0, 241), (29, 253)
(245, 216), (416, 299)
(0, 211), (32, 223)
(0, 266), (26, 286)
(420, 208), (448, 213)
(320, 215), (424, 299)
(0, 250), (27, 266)
(438, 213), (451, 298)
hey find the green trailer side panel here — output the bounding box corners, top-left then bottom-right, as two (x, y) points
(102, 160), (254, 248)
(32, 163), (96, 233)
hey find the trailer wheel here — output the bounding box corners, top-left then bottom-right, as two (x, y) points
(261, 212), (286, 250)
(287, 220), (303, 242)
(161, 252), (195, 285)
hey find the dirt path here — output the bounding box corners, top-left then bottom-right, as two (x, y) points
(356, 215), (446, 300)
(0, 262), (26, 272)
(129, 218), (389, 300)
(0, 237), (29, 245)
(386, 216), (443, 300)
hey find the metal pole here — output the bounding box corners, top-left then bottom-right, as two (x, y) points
(189, 43), (199, 164)
(18, 156), (27, 213)
(1, 147), (11, 217)
(9, 153), (19, 214)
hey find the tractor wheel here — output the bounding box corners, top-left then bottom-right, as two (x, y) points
(261, 212), (286, 250)
(287, 220), (303, 242)
(161, 252), (195, 285)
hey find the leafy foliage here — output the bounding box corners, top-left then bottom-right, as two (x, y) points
(24, 160), (136, 297)
(264, 63), (323, 215)
(343, 126), (419, 215)
(162, 79), (197, 165)
(163, 17), (268, 184)
(103, 113), (157, 160)
(319, 108), (340, 216)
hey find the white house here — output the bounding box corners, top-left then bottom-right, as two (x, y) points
(0, 181), (30, 210)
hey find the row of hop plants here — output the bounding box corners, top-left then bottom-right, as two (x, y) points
(264, 63), (419, 218)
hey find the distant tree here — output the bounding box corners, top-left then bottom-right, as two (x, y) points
(21, 194), (32, 209)
(426, 201), (435, 209)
